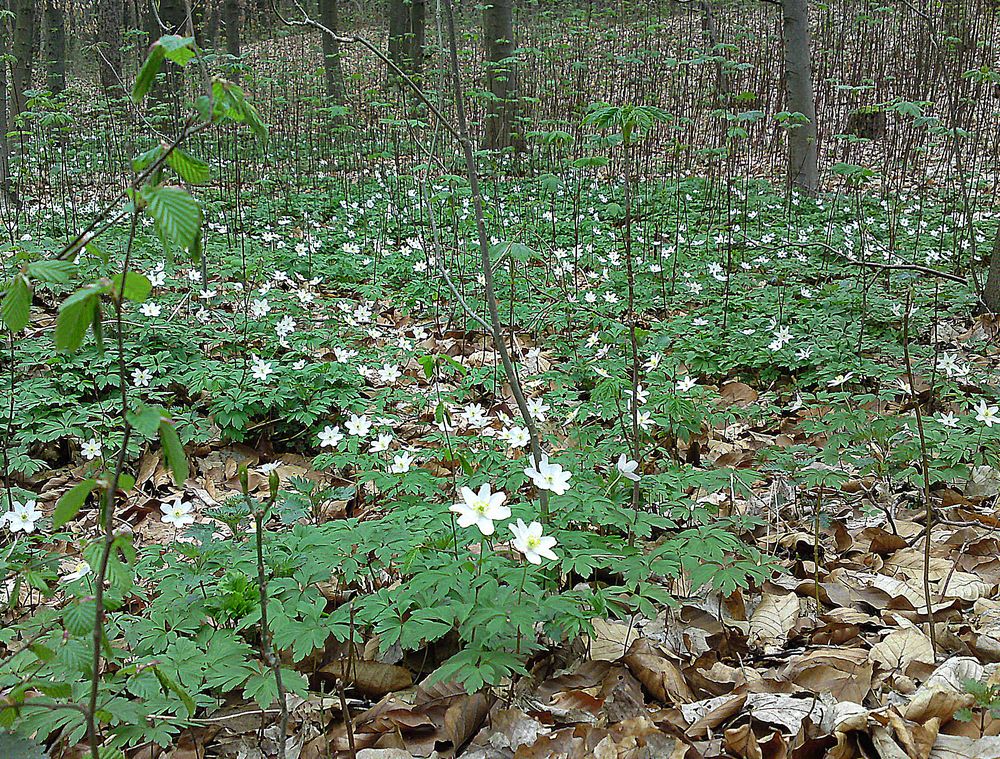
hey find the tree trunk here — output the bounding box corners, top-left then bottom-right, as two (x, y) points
(223, 0), (241, 80)
(408, 0), (426, 75)
(983, 232), (1000, 313)
(482, 0), (523, 151)
(319, 0), (346, 102)
(158, 0), (188, 33)
(781, 0), (819, 195)
(387, 0), (408, 81)
(45, 0), (66, 95)
(0, 0), (11, 189)
(699, 0), (727, 101)
(10, 0), (36, 119)
(97, 0), (124, 96)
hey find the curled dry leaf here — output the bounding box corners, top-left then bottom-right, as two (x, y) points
(622, 638), (694, 705)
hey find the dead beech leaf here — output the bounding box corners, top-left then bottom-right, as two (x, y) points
(942, 572), (992, 601)
(622, 638), (694, 704)
(930, 735), (1000, 758)
(905, 657), (982, 724)
(322, 659), (412, 698)
(587, 617), (635, 661)
(748, 592), (800, 649)
(720, 381), (758, 407)
(723, 723), (764, 759)
(887, 549), (951, 582)
(869, 626), (935, 673)
(442, 692), (492, 753)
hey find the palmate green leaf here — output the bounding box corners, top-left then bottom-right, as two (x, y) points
(143, 186), (202, 254)
(127, 404), (163, 437)
(158, 419), (189, 486)
(1, 275), (31, 332)
(53, 478), (97, 528)
(166, 147), (210, 184)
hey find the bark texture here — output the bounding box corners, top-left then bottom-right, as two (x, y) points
(482, 0), (523, 151)
(781, 0), (819, 195)
(319, 0), (346, 101)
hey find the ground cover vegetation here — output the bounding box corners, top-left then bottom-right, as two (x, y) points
(1, 0), (1000, 757)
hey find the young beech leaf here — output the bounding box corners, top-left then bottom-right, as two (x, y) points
(143, 186), (202, 254)
(54, 284), (106, 351)
(1, 275), (31, 332)
(53, 478), (97, 528)
(111, 272), (152, 302)
(158, 419), (189, 486)
(132, 43), (165, 103)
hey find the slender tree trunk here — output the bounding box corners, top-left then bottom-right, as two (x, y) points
(223, 0), (242, 80)
(45, 0), (66, 95)
(699, 0), (727, 101)
(409, 0), (426, 75)
(10, 0), (37, 119)
(205, 0), (222, 49)
(319, 0), (346, 102)
(387, 0), (408, 81)
(983, 232), (1000, 313)
(482, 0), (523, 151)
(97, 0), (124, 96)
(781, 0), (819, 195)
(0, 0), (10, 189)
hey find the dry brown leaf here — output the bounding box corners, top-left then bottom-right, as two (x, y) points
(929, 734), (1000, 758)
(869, 626), (935, 673)
(442, 692), (493, 754)
(748, 592), (800, 650)
(621, 638), (694, 706)
(720, 381), (759, 407)
(587, 618), (636, 661)
(321, 659), (413, 698)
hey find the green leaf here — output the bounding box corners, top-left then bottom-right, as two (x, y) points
(1, 275), (31, 332)
(0, 733), (48, 759)
(26, 259), (74, 283)
(144, 186), (202, 254)
(53, 479), (97, 528)
(54, 284), (106, 351)
(128, 404), (163, 437)
(111, 272), (152, 302)
(34, 681), (72, 698)
(133, 43), (166, 102)
(167, 147), (210, 184)
(152, 665), (196, 716)
(159, 35), (196, 66)
(132, 145), (165, 173)
(63, 600), (97, 636)
(159, 419), (189, 486)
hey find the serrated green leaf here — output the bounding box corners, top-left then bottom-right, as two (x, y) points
(159, 34), (196, 66)
(158, 419), (189, 486)
(143, 186), (202, 254)
(166, 147), (210, 184)
(152, 665), (196, 716)
(1, 275), (31, 332)
(132, 144), (165, 173)
(26, 259), (74, 283)
(53, 479), (97, 528)
(54, 289), (100, 351)
(63, 600), (97, 637)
